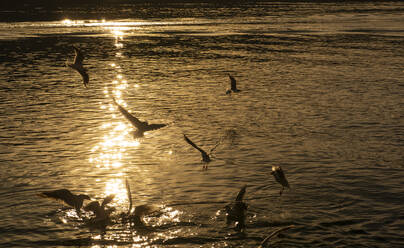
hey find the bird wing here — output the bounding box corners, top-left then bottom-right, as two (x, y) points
(74, 66), (89, 88)
(101, 194), (115, 208)
(273, 166), (290, 188)
(112, 98), (143, 129)
(259, 225), (295, 247)
(38, 189), (76, 207)
(125, 178), (133, 215)
(235, 185), (247, 202)
(209, 137), (223, 154)
(73, 46), (84, 66)
(229, 74), (237, 90)
(146, 123), (167, 131)
(183, 134), (207, 155)
(134, 204), (159, 217)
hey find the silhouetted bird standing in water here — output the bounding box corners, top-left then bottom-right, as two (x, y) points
(38, 189), (91, 216)
(183, 134), (221, 169)
(226, 74), (241, 94)
(112, 97), (167, 138)
(225, 185), (248, 232)
(84, 194), (115, 229)
(271, 166), (290, 196)
(66, 46), (89, 88)
(122, 178), (159, 227)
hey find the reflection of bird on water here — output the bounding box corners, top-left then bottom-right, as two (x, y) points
(271, 166), (290, 196)
(66, 46), (89, 88)
(226, 74), (241, 94)
(83, 194), (115, 229)
(258, 225), (295, 248)
(38, 189), (91, 216)
(225, 185), (248, 232)
(122, 179), (159, 227)
(183, 134), (221, 169)
(112, 97), (167, 138)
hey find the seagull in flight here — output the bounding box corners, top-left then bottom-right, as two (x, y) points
(122, 178), (160, 227)
(112, 97), (167, 137)
(66, 46), (89, 88)
(183, 134), (221, 168)
(226, 74), (241, 94)
(38, 189), (91, 216)
(271, 166), (290, 196)
(225, 185), (248, 232)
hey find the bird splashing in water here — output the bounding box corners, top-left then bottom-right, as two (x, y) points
(121, 178), (160, 228)
(225, 185), (248, 232)
(38, 189), (91, 217)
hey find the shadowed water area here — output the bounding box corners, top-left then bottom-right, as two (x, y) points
(0, 1), (403, 247)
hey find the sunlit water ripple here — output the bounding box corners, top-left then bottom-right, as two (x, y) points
(0, 1), (403, 247)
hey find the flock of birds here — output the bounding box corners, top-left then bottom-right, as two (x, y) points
(39, 46), (294, 247)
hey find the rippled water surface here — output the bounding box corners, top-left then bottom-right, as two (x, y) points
(1, 1), (404, 247)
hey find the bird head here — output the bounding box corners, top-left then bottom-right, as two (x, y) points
(84, 201), (101, 213)
(79, 194), (91, 201)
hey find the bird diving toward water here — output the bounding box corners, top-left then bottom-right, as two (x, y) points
(112, 97), (167, 137)
(226, 74), (241, 94)
(38, 189), (91, 216)
(183, 134), (221, 169)
(271, 166), (290, 196)
(122, 178), (160, 227)
(225, 185), (248, 232)
(66, 46), (89, 88)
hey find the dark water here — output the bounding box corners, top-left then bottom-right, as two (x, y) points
(0, 1), (404, 247)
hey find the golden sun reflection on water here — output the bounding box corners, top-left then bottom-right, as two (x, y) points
(103, 178), (128, 206)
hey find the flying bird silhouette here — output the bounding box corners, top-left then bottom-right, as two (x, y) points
(112, 97), (167, 137)
(271, 166), (290, 196)
(226, 74), (241, 94)
(183, 134), (221, 168)
(123, 178), (160, 227)
(38, 189), (91, 216)
(66, 46), (89, 88)
(225, 185), (248, 232)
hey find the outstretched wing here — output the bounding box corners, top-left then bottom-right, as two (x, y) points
(209, 137), (223, 155)
(75, 66), (89, 88)
(38, 189), (75, 207)
(125, 178), (133, 215)
(235, 185), (247, 202)
(146, 123), (167, 131)
(134, 204), (159, 218)
(184, 134), (207, 155)
(228, 74), (237, 90)
(112, 98), (143, 129)
(259, 225), (295, 247)
(73, 46), (84, 66)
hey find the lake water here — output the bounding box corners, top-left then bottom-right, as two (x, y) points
(0, 1), (403, 247)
